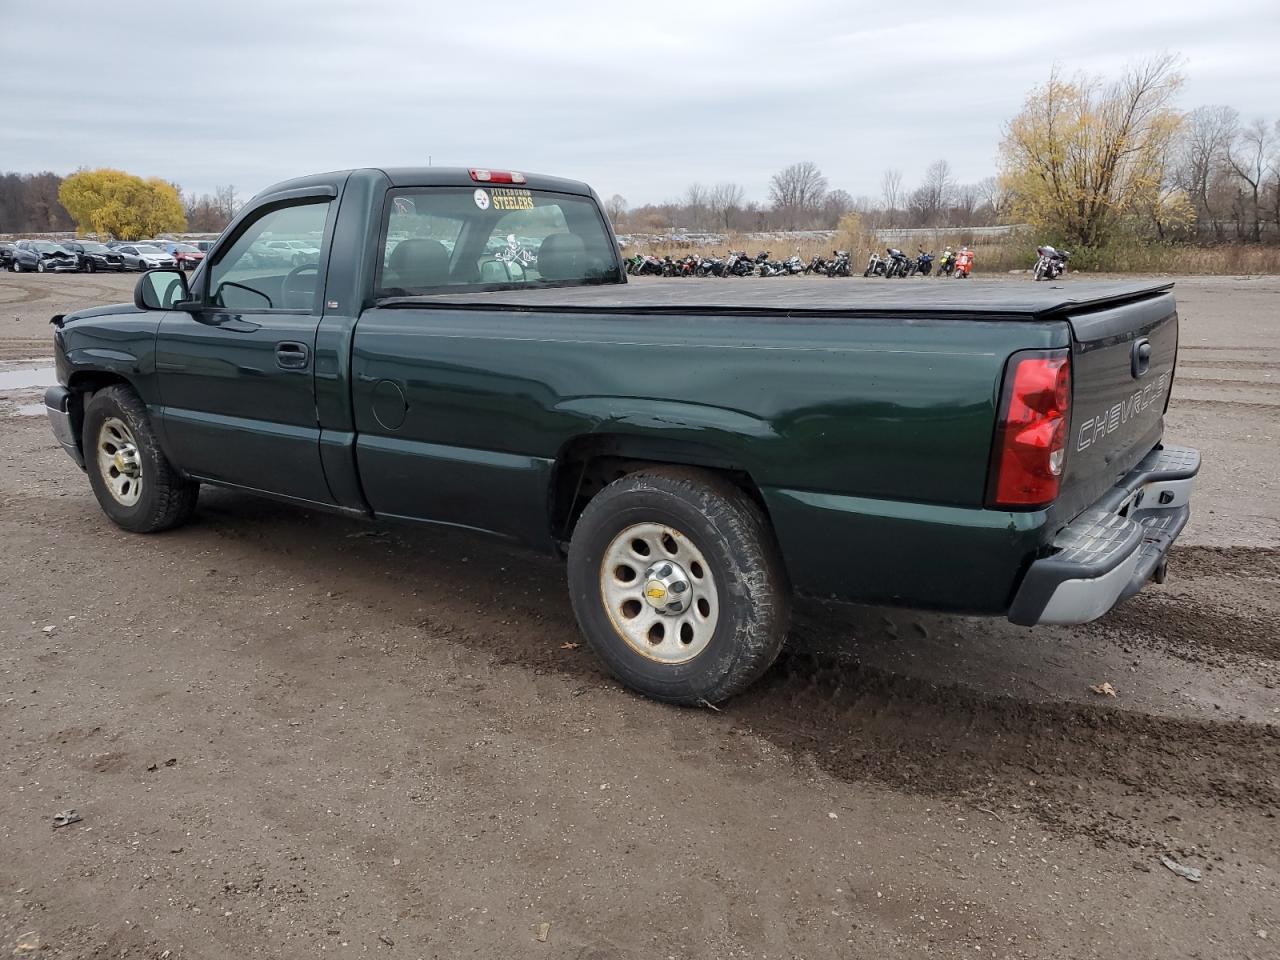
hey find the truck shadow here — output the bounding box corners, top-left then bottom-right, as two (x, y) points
(189, 489), (1278, 847)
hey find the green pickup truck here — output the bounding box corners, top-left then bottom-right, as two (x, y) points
(46, 167), (1199, 703)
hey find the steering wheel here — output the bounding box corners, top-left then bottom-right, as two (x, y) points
(282, 264), (319, 310)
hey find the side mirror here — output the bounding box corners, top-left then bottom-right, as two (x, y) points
(135, 269), (192, 310)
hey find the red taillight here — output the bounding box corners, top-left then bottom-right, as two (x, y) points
(988, 350), (1071, 508)
(469, 168), (526, 184)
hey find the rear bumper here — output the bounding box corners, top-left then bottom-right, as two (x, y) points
(1007, 444), (1200, 626)
(45, 385), (85, 468)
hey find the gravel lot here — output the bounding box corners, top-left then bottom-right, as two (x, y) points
(1, 271), (1277, 959)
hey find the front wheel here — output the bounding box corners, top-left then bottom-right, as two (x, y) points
(37, 260), (46, 273)
(83, 385), (199, 533)
(567, 468), (789, 705)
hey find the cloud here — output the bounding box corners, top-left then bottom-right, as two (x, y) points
(1, 0), (1276, 205)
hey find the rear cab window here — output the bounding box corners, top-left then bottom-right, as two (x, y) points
(375, 186), (621, 297)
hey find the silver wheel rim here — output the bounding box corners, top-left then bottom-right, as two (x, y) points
(97, 417), (143, 507)
(600, 522), (720, 664)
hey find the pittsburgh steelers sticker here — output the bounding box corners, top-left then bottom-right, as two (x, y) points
(473, 189), (490, 210)
(491, 187), (535, 211)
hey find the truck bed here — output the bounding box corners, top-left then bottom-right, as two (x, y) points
(406, 278), (1173, 319)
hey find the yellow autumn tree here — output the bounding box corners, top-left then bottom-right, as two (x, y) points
(59, 169), (186, 240)
(999, 54), (1190, 248)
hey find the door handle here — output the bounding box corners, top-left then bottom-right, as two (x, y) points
(1131, 338), (1151, 378)
(276, 341), (310, 370)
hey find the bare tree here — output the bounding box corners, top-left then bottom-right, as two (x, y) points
(951, 182), (981, 225)
(977, 176), (1010, 223)
(603, 193), (628, 227)
(769, 161), (828, 229)
(214, 185), (239, 223)
(1174, 105), (1238, 237)
(820, 189), (854, 228)
(907, 159), (954, 227)
(879, 168), (903, 227)
(706, 182), (745, 231)
(1227, 118), (1273, 242)
(682, 183), (708, 231)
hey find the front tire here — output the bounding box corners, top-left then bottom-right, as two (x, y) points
(83, 385), (199, 533)
(567, 468), (789, 705)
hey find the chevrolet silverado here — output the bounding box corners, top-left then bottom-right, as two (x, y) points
(45, 167), (1199, 703)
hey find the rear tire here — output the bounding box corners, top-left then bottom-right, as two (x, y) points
(567, 467), (789, 705)
(83, 385), (199, 533)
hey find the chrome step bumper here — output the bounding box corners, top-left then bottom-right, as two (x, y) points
(1008, 444), (1200, 626)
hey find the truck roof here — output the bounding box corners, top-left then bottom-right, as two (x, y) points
(406, 278), (1175, 320)
(250, 167), (596, 203)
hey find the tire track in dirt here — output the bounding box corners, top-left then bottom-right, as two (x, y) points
(1177, 360), (1280, 371)
(730, 643), (1279, 851)
(1171, 397), (1279, 414)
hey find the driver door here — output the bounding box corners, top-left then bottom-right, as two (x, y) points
(155, 195), (336, 504)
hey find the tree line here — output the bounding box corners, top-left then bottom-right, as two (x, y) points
(0, 170), (241, 237)
(611, 56), (1278, 250)
(608, 160), (1009, 237)
(5, 55), (1276, 250)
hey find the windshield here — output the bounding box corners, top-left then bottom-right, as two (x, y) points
(33, 242), (65, 253)
(80, 242), (109, 253)
(376, 186), (620, 297)
(134, 245), (164, 254)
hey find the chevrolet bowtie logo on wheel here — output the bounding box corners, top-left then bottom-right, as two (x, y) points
(645, 584), (667, 601)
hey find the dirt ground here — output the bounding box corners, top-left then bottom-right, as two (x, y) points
(1, 271), (1276, 960)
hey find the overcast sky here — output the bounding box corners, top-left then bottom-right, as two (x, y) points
(2, 0), (1277, 208)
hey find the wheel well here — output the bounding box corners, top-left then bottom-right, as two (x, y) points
(549, 434), (770, 546)
(68, 371), (132, 397)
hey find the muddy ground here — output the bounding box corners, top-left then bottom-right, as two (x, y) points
(0, 272), (1276, 960)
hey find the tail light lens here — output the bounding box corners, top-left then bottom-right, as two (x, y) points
(987, 350), (1071, 508)
(469, 169), (526, 184)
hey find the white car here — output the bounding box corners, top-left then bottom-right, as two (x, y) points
(265, 239), (321, 266)
(117, 244), (179, 272)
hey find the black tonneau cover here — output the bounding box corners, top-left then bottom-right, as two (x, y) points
(399, 278), (1173, 320)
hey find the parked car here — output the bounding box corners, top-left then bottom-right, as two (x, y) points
(115, 244), (179, 272)
(264, 239), (321, 266)
(45, 166), (1199, 706)
(0, 242), (15, 270)
(11, 240), (78, 272)
(161, 242), (206, 271)
(191, 240), (216, 253)
(246, 241), (292, 268)
(60, 240), (126, 272)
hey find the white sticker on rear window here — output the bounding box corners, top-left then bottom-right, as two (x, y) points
(473, 189), (490, 210)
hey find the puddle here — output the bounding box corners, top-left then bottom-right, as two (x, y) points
(0, 366), (56, 391)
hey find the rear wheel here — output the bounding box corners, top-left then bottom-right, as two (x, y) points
(567, 468), (789, 705)
(83, 385), (199, 533)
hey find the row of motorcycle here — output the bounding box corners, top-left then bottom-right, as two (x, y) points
(625, 250), (845, 278)
(863, 246), (973, 278)
(625, 243), (1072, 281)
(624, 246), (978, 279)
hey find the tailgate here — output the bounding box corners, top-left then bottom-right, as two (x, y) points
(1057, 291), (1178, 521)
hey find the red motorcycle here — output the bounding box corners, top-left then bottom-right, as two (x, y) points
(954, 246), (974, 279)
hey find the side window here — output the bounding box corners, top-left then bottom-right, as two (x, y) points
(208, 200), (330, 311)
